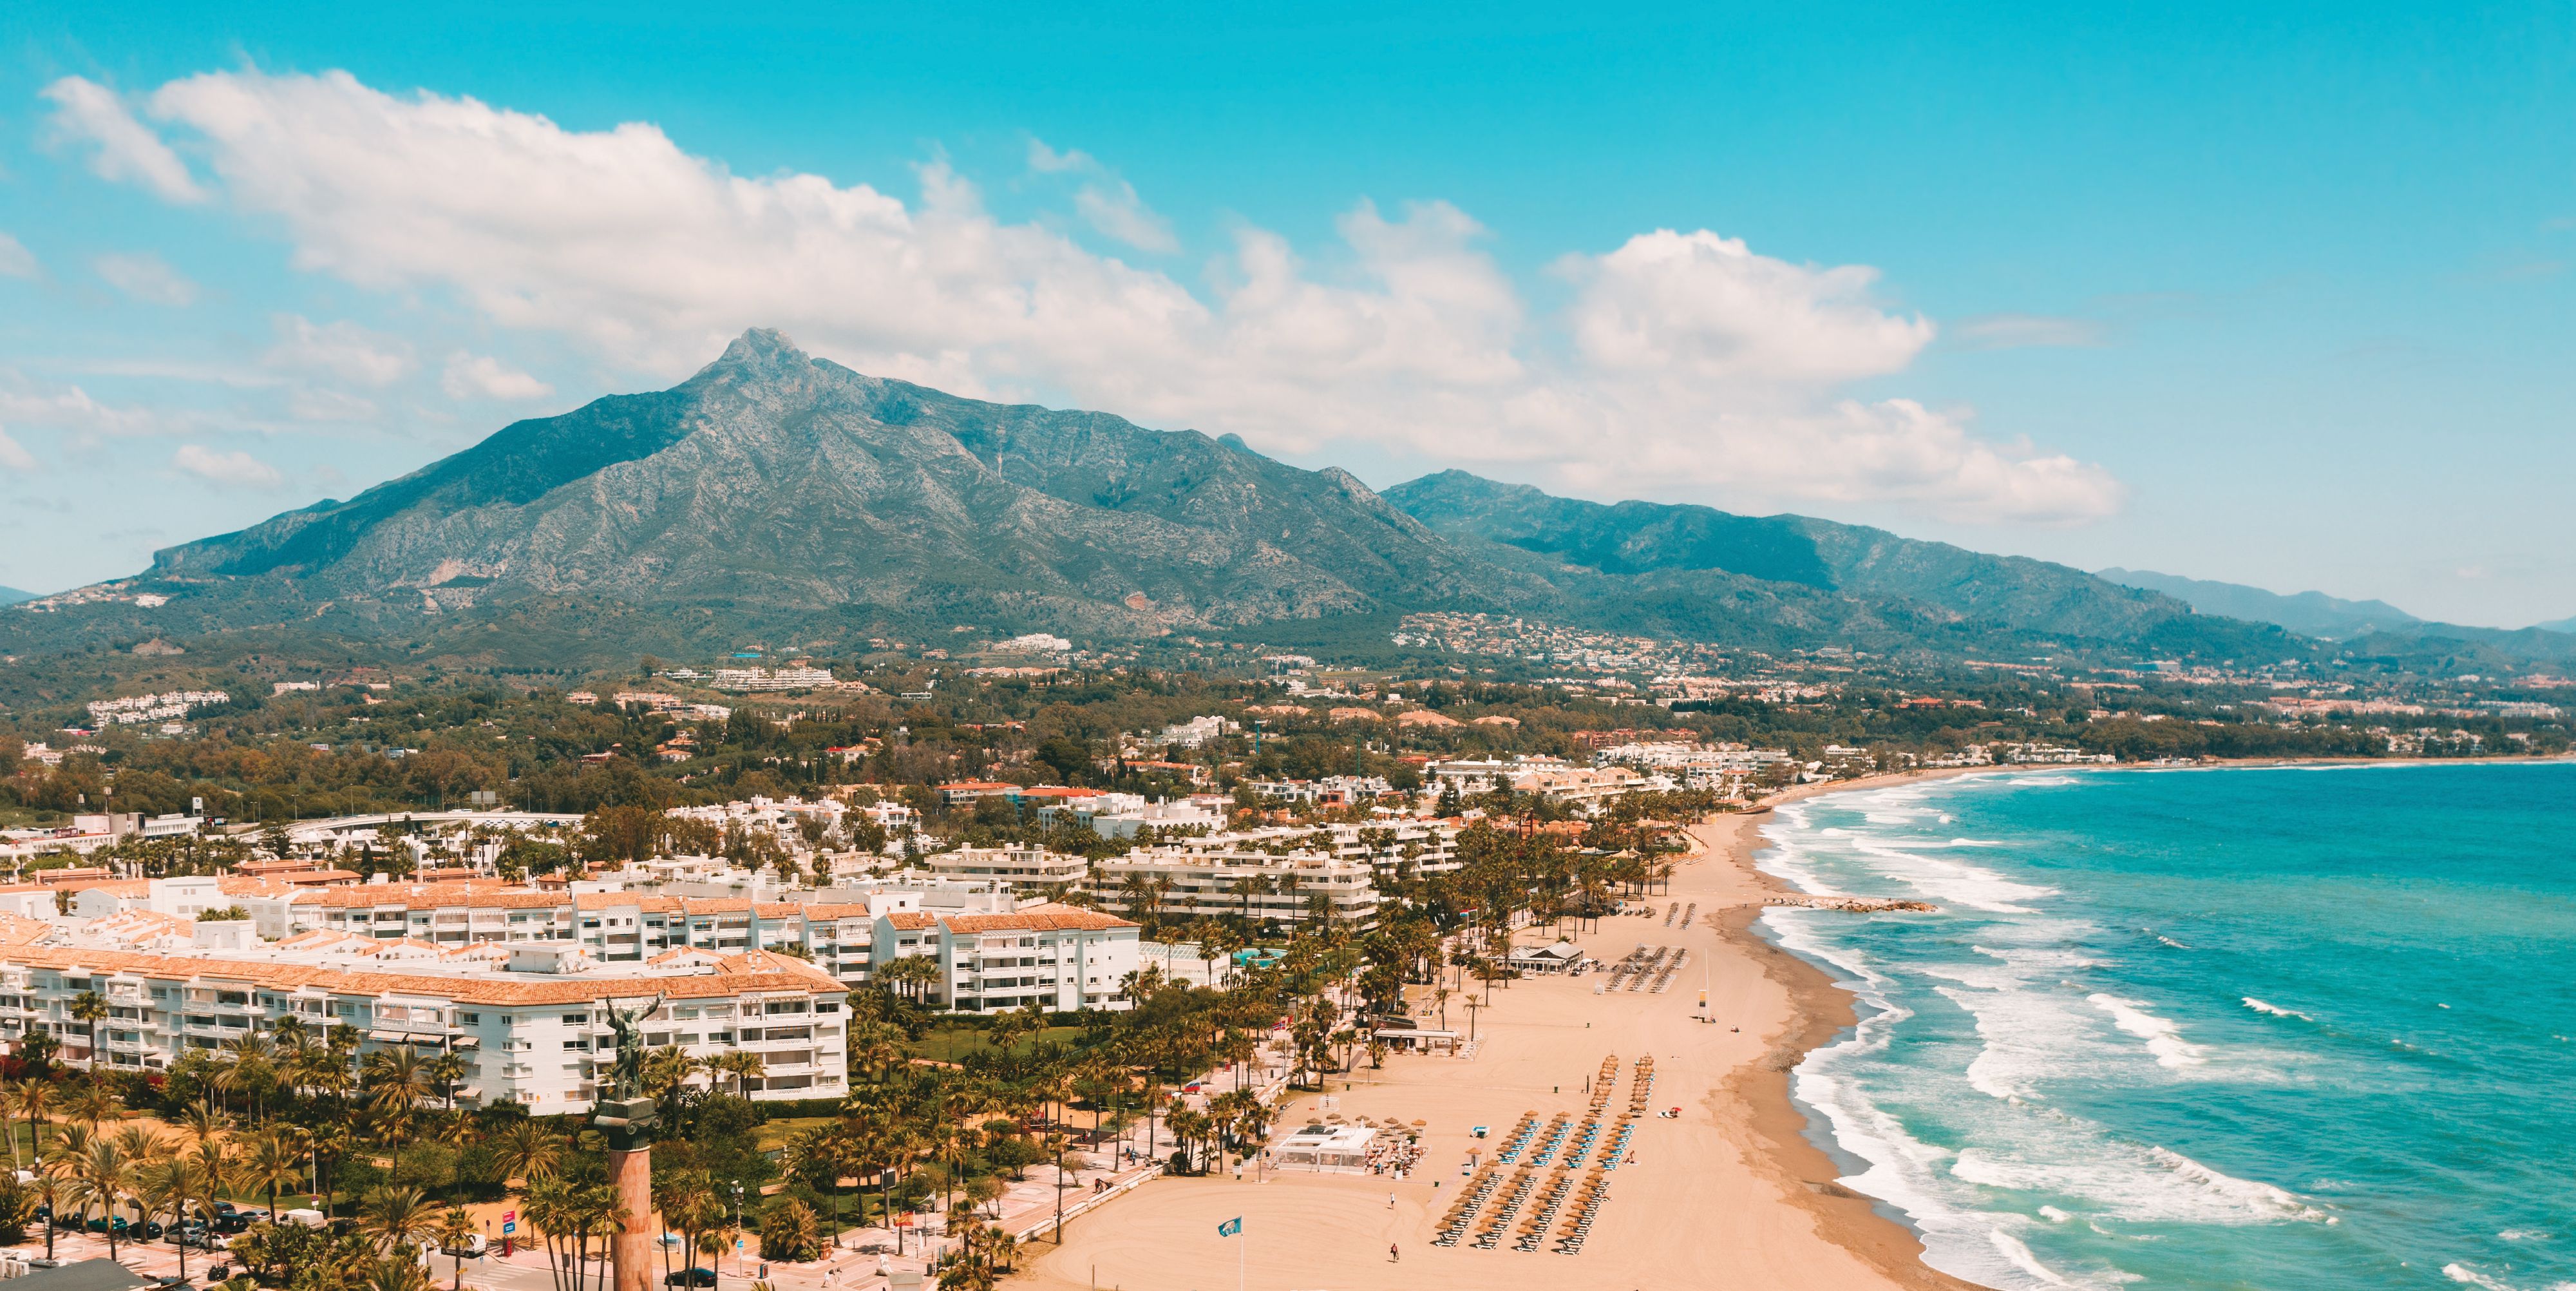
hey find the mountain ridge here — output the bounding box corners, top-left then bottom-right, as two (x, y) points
(5, 329), (2329, 667)
(2097, 568), (2423, 639)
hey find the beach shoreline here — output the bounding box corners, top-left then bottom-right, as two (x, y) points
(1687, 770), (1993, 1291)
(1707, 752), (2576, 1290)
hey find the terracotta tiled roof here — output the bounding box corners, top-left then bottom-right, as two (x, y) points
(0, 944), (843, 1007)
(309, 885), (566, 910)
(882, 912), (938, 931)
(940, 903), (1135, 935)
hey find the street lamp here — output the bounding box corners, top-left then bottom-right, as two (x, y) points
(730, 1181), (744, 1276)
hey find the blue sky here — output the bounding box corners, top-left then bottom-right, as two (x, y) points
(2, 2), (2572, 626)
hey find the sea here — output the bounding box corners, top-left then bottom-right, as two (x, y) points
(1755, 761), (2576, 1291)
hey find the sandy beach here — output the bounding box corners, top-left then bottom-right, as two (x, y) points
(1017, 777), (1987, 1291)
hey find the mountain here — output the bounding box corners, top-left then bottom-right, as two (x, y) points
(1383, 470), (2272, 653)
(0, 586), (32, 607)
(2533, 615), (2576, 635)
(139, 329), (1524, 642)
(2098, 568), (2422, 639)
(5, 329), (2300, 667)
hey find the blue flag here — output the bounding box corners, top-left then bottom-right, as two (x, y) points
(1217, 1216), (1242, 1238)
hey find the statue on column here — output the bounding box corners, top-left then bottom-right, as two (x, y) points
(594, 992), (667, 1149)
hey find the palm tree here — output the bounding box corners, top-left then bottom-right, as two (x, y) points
(62, 1084), (117, 1134)
(361, 1184), (439, 1258)
(423, 1051), (468, 1112)
(368, 1255), (433, 1291)
(435, 1209), (478, 1291)
(174, 1100), (227, 1148)
(66, 1137), (137, 1261)
(66, 993), (107, 1066)
(27, 1172), (66, 1260)
(10, 1078), (50, 1165)
(493, 1120), (562, 1191)
(365, 1047), (431, 1116)
(232, 1127), (306, 1217)
(216, 1035), (278, 1123)
(711, 1051), (764, 1098)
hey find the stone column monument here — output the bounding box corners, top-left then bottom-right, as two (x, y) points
(595, 993), (668, 1291)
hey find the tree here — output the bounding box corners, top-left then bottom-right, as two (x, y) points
(67, 993), (108, 1062)
(362, 1185), (440, 1259)
(757, 1198), (822, 1262)
(493, 1120), (564, 1191)
(436, 1209), (479, 1291)
(233, 1127), (307, 1218)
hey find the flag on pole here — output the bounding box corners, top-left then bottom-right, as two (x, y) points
(1217, 1217), (1242, 1238)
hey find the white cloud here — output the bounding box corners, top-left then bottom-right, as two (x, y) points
(94, 67), (2119, 523)
(94, 252), (198, 306)
(442, 352), (554, 400)
(171, 444), (283, 488)
(263, 314), (413, 385)
(0, 233), (35, 280)
(39, 77), (208, 204)
(1028, 137), (1177, 253)
(0, 429), (35, 472)
(0, 373), (165, 439)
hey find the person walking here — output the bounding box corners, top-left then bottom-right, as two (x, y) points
(1389, 1243), (1401, 1263)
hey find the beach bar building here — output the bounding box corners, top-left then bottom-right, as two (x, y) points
(1274, 1124), (1378, 1173)
(1371, 1013), (1461, 1055)
(1507, 941), (1589, 975)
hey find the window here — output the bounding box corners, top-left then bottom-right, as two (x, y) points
(560, 1013), (589, 1024)
(458, 1013), (480, 1024)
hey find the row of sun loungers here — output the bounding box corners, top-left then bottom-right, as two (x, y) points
(1493, 1112), (1540, 1164)
(1431, 1163), (1503, 1247)
(1470, 1169), (1539, 1248)
(1552, 1171), (1610, 1254)
(1678, 901), (1698, 929)
(1651, 948), (1686, 993)
(1526, 1113), (1573, 1166)
(1442, 1058), (1651, 1256)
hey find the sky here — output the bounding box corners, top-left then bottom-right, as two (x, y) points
(1, 2), (2572, 626)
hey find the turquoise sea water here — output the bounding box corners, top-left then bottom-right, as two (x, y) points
(1756, 763), (2576, 1290)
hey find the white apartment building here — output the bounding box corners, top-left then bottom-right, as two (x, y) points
(1150, 821), (1461, 879)
(919, 845), (1091, 892)
(0, 941), (848, 1114)
(1084, 846), (1379, 928)
(869, 903), (1139, 1013)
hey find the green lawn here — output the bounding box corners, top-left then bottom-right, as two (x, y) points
(755, 1114), (839, 1151)
(903, 1025), (1089, 1066)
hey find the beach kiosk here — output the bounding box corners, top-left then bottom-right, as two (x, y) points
(1274, 1124), (1378, 1174)
(1507, 941), (1587, 975)
(1372, 1013), (1462, 1055)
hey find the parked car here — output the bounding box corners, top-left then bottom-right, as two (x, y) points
(666, 1268), (719, 1286)
(438, 1234), (487, 1258)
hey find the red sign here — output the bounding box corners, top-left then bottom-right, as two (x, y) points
(502, 1210), (517, 1223)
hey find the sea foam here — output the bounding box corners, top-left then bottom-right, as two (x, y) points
(2088, 993), (2207, 1069)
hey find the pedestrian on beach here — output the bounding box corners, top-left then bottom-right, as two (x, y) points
(1390, 1243), (1401, 1263)
(1388, 1191), (1396, 1208)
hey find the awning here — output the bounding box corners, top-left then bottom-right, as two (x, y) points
(448, 1035), (479, 1049)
